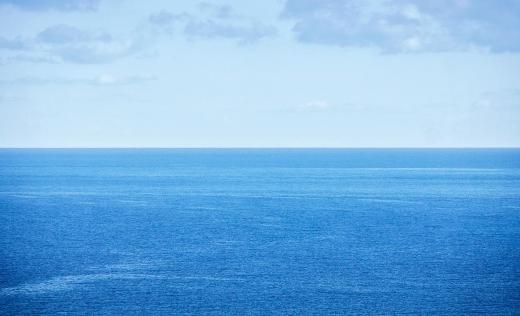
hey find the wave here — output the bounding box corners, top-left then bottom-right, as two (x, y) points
(1, 271), (245, 296)
(1, 273), (164, 295)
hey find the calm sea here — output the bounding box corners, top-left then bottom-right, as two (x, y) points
(1, 149), (519, 315)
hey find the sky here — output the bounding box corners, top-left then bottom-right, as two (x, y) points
(0, 0), (519, 147)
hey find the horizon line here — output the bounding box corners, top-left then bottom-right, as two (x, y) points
(1, 147), (520, 150)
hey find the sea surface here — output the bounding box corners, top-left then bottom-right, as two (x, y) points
(0, 149), (519, 315)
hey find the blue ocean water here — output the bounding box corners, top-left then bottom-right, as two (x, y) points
(0, 149), (519, 315)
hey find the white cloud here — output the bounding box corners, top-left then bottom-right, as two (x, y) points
(282, 0), (520, 53)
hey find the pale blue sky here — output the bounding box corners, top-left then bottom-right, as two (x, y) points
(0, 0), (519, 147)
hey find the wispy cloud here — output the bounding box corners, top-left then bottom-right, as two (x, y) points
(148, 4), (276, 44)
(0, 74), (156, 86)
(0, 36), (29, 50)
(2, 54), (60, 64)
(184, 19), (276, 44)
(0, 24), (145, 64)
(0, 0), (99, 11)
(282, 0), (520, 53)
(299, 100), (331, 110)
(470, 89), (520, 110)
(148, 11), (190, 28)
(197, 2), (235, 19)
(289, 100), (369, 112)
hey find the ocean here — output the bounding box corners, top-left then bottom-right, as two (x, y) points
(0, 149), (519, 314)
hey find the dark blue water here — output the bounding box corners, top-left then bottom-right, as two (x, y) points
(1, 149), (519, 315)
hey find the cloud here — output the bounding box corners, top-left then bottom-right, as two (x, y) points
(36, 24), (142, 63)
(2, 54), (60, 64)
(0, 0), (99, 11)
(0, 24), (144, 64)
(292, 100), (359, 112)
(184, 20), (276, 44)
(148, 11), (190, 28)
(197, 2), (235, 19)
(93, 74), (156, 85)
(0, 74), (156, 86)
(299, 100), (331, 110)
(0, 36), (29, 50)
(470, 89), (520, 109)
(148, 5), (276, 44)
(289, 100), (369, 112)
(37, 24), (111, 44)
(281, 0), (520, 53)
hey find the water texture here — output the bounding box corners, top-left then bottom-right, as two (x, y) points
(0, 149), (519, 314)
